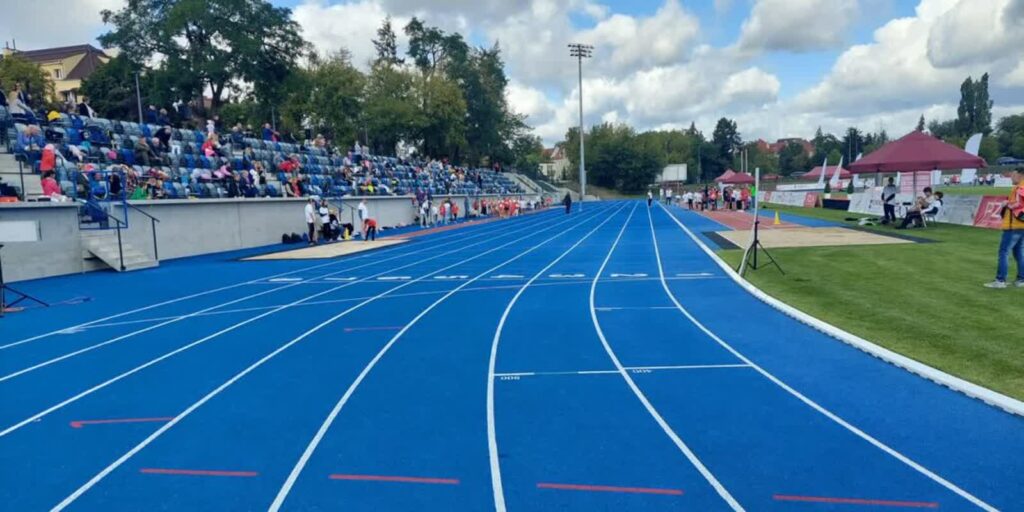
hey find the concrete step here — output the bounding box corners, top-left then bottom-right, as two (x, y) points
(0, 152), (44, 200)
(81, 234), (159, 272)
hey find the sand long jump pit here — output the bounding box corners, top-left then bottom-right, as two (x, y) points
(714, 227), (915, 249)
(243, 238), (409, 260)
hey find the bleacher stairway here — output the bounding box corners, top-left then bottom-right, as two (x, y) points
(0, 152), (42, 200)
(80, 228), (159, 272)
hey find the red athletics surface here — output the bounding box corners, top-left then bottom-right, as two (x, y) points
(328, 474), (460, 485)
(773, 494), (939, 508)
(699, 210), (799, 231)
(140, 468), (259, 477)
(536, 482), (684, 496)
(69, 417), (174, 429)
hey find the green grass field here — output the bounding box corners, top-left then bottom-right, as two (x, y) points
(719, 206), (1024, 400)
(937, 185), (1013, 196)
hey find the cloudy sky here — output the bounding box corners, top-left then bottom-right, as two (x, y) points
(3, 0), (1023, 145)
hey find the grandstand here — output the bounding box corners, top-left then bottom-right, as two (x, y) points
(1, 107), (524, 203)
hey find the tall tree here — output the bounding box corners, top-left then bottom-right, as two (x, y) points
(281, 51), (365, 144)
(373, 16), (403, 67)
(916, 115), (926, 132)
(974, 73), (993, 135)
(99, 0), (308, 112)
(0, 54), (55, 109)
(841, 127), (864, 162)
(957, 76), (976, 136)
(363, 63), (422, 155)
(80, 54), (150, 120)
(778, 142), (811, 176)
(710, 117), (741, 177)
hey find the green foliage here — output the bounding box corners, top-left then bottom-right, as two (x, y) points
(824, 181), (832, 193)
(996, 114), (1024, 159)
(916, 114), (926, 132)
(778, 142), (811, 176)
(0, 54), (55, 109)
(956, 74), (993, 136)
(710, 118), (741, 178)
(563, 123), (663, 193)
(364, 63), (422, 155)
(80, 54), (149, 120)
(812, 126), (841, 159)
(415, 72), (467, 159)
(281, 51), (365, 144)
(99, 0), (308, 112)
(373, 16), (404, 67)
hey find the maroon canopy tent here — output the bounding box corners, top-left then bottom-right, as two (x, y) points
(717, 171), (755, 184)
(803, 165), (850, 180)
(847, 130), (986, 173)
(714, 169), (737, 182)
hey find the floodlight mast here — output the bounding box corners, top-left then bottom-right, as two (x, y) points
(568, 43), (592, 210)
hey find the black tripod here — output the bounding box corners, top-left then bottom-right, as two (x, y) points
(0, 244), (49, 316)
(740, 216), (784, 275)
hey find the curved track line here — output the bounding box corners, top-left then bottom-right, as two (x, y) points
(486, 203), (630, 512)
(50, 204), (613, 511)
(647, 204), (997, 512)
(588, 203), (745, 511)
(268, 204), (618, 512)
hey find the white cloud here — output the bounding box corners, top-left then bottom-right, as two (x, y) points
(926, 0), (1024, 68)
(293, 0), (409, 68)
(738, 0), (859, 52)
(0, 0), (123, 50)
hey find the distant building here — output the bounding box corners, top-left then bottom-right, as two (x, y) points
(1, 44), (110, 104)
(539, 145), (570, 182)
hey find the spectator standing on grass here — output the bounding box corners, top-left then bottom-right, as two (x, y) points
(304, 198), (317, 245)
(985, 168), (1024, 289)
(881, 177), (898, 225)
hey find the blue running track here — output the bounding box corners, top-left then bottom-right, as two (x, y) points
(1, 200), (1021, 511)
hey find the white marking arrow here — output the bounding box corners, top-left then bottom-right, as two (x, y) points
(434, 275), (469, 280)
(377, 276), (411, 281)
(491, 274), (524, 279)
(549, 273), (585, 279)
(324, 277), (358, 282)
(610, 273), (648, 278)
(676, 272), (715, 277)
(269, 278), (303, 282)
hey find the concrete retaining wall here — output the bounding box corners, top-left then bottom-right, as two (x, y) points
(0, 193), (535, 283)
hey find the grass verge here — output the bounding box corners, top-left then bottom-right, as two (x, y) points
(719, 205), (1023, 400)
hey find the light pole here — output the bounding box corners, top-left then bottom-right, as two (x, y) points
(134, 72), (143, 124)
(568, 43), (592, 210)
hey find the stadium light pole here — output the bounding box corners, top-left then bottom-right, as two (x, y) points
(134, 72), (143, 124)
(569, 43), (592, 210)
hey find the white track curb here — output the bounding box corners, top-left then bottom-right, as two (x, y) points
(658, 203), (1024, 418)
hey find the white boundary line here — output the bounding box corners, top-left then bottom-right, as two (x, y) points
(485, 202), (629, 512)
(493, 364), (752, 378)
(650, 203), (999, 511)
(51, 204), (614, 511)
(0, 209), (559, 352)
(0, 210), (558, 382)
(588, 203), (745, 511)
(268, 203), (619, 512)
(1, 208), (586, 439)
(659, 203), (1024, 417)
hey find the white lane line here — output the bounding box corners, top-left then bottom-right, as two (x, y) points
(650, 205), (999, 512)
(0, 210), (558, 382)
(492, 364), (753, 378)
(1, 208), (578, 439)
(51, 204), (614, 511)
(268, 278), (303, 283)
(271, 204), (619, 512)
(486, 203), (630, 512)
(324, 277), (358, 282)
(591, 204), (745, 511)
(0, 211), (548, 352)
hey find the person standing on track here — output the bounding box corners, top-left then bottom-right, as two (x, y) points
(647, 190), (653, 207)
(563, 192), (572, 214)
(304, 197), (316, 245)
(357, 198), (368, 239)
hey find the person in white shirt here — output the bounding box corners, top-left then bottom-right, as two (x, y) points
(304, 198), (316, 245)
(647, 190), (653, 207)
(666, 188), (673, 205)
(318, 199), (331, 241)
(357, 199), (368, 238)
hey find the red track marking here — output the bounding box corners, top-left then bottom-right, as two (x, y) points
(69, 417), (174, 429)
(140, 468), (258, 477)
(773, 494), (939, 508)
(343, 326), (403, 333)
(537, 482), (684, 496)
(701, 210), (798, 231)
(328, 474), (460, 485)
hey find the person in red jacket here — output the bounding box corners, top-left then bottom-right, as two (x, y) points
(363, 217), (378, 242)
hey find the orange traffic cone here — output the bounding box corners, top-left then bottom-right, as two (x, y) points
(773, 210), (781, 225)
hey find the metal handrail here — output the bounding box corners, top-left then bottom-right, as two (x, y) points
(75, 198), (127, 271)
(125, 202), (160, 260)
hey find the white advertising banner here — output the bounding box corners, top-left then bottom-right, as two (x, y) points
(934, 195), (984, 226)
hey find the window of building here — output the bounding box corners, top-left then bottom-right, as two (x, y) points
(53, 68), (62, 79)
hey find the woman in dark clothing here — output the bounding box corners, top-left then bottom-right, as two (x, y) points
(563, 193), (572, 214)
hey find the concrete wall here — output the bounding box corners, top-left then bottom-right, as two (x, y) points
(0, 193), (537, 283)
